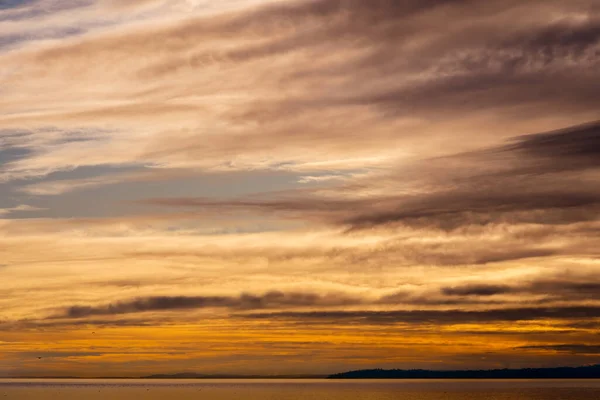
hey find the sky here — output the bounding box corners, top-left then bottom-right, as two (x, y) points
(0, 0), (599, 377)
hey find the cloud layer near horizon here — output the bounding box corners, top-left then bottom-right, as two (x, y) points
(0, 0), (599, 377)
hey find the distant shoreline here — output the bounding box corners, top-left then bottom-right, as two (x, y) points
(328, 365), (600, 379)
(3, 376), (600, 380)
(3, 365), (600, 380)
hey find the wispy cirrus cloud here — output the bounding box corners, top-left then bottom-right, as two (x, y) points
(1, 0), (598, 183)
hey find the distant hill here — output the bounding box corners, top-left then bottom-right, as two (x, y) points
(329, 364), (600, 379)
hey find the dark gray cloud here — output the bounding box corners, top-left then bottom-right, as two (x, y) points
(528, 280), (600, 296)
(513, 122), (600, 160)
(442, 284), (514, 297)
(441, 276), (600, 302)
(59, 291), (363, 318)
(343, 192), (600, 230)
(517, 345), (600, 354)
(503, 121), (600, 172)
(377, 290), (504, 307)
(375, 274), (600, 309)
(238, 306), (600, 325)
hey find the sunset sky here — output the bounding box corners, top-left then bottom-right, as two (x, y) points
(0, 0), (599, 377)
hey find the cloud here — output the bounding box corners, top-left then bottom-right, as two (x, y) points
(341, 122), (600, 229)
(517, 345), (600, 355)
(47, 271), (600, 322)
(57, 291), (364, 318)
(1, 0), (598, 182)
(142, 120), (600, 230)
(440, 275), (600, 302)
(501, 120), (600, 173)
(442, 284), (514, 297)
(239, 306), (600, 325)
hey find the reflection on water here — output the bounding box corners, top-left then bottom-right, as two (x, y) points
(1, 379), (600, 400)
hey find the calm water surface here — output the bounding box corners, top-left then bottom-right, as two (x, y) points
(1, 379), (600, 399)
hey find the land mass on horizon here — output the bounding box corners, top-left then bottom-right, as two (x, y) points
(328, 364), (600, 379)
(8, 364), (600, 380)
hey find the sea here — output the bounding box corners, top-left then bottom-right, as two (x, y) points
(1, 379), (600, 399)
